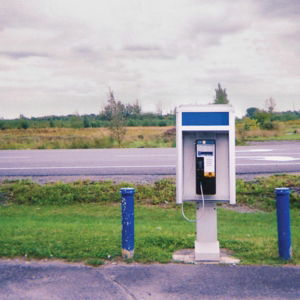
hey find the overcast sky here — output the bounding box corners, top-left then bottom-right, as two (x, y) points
(1, 0), (300, 119)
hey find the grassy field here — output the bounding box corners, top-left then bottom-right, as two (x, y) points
(0, 127), (175, 150)
(1, 120), (300, 149)
(236, 120), (300, 143)
(0, 204), (299, 265)
(0, 175), (299, 265)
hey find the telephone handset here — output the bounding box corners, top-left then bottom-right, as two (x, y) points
(195, 139), (216, 195)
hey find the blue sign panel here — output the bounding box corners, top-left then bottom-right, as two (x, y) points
(182, 112), (229, 126)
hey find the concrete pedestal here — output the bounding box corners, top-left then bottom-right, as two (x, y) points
(195, 202), (220, 261)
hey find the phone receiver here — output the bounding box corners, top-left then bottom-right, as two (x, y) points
(195, 139), (216, 195)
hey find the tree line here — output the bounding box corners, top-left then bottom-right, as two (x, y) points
(0, 109), (175, 130)
(1, 84), (299, 131)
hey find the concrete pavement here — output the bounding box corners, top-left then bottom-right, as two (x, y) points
(1, 259), (300, 299)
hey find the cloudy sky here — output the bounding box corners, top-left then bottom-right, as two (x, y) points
(1, 0), (300, 119)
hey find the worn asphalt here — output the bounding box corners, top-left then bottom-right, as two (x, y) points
(0, 259), (300, 299)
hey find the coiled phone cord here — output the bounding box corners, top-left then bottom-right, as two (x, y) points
(181, 182), (205, 223)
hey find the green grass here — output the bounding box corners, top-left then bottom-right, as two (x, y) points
(0, 204), (193, 264)
(247, 133), (300, 141)
(219, 208), (300, 264)
(0, 127), (174, 150)
(0, 176), (300, 265)
(0, 203), (299, 265)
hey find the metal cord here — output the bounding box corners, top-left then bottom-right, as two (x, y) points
(181, 182), (205, 223)
(181, 202), (196, 223)
(200, 182), (205, 210)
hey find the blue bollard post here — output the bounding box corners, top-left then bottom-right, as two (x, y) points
(120, 188), (135, 259)
(275, 188), (292, 260)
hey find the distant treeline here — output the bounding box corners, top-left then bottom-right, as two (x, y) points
(244, 107), (300, 122)
(267, 111), (300, 121)
(0, 112), (175, 130)
(1, 109), (300, 130)
(241, 108), (300, 130)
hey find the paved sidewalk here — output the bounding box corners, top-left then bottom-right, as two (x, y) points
(1, 260), (300, 299)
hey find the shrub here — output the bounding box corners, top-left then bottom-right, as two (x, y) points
(0, 179), (175, 206)
(1, 175), (299, 210)
(236, 175), (300, 210)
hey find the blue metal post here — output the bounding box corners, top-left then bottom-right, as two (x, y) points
(275, 188), (292, 260)
(120, 188), (135, 259)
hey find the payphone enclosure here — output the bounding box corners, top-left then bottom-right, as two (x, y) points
(176, 105), (236, 205)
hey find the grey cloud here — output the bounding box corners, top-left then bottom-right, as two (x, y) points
(0, 1), (84, 34)
(183, 0), (254, 41)
(0, 51), (50, 59)
(74, 46), (95, 55)
(123, 44), (175, 60)
(71, 46), (105, 63)
(124, 45), (161, 52)
(190, 20), (247, 36)
(186, 13), (251, 48)
(0, 1), (41, 30)
(259, 0), (300, 18)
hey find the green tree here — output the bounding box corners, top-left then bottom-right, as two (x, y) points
(49, 120), (55, 128)
(18, 115), (29, 129)
(83, 116), (91, 128)
(213, 83), (229, 104)
(254, 110), (274, 130)
(246, 107), (259, 119)
(70, 113), (83, 128)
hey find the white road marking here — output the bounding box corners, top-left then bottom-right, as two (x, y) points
(236, 156), (300, 161)
(236, 149), (273, 152)
(0, 157), (31, 159)
(237, 153), (300, 156)
(116, 154), (176, 157)
(238, 162), (300, 166)
(260, 156), (298, 161)
(0, 165), (175, 170)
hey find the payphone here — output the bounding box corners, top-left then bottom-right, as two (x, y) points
(176, 105), (235, 204)
(176, 104), (236, 261)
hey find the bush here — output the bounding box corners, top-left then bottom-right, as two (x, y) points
(1, 175), (299, 210)
(158, 121), (167, 126)
(127, 120), (138, 126)
(0, 179), (175, 206)
(237, 175), (300, 210)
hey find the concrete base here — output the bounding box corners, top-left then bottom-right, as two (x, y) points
(195, 241), (220, 262)
(172, 248), (240, 265)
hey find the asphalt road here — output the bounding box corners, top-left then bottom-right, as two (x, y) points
(1, 141), (300, 179)
(1, 260), (300, 300)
